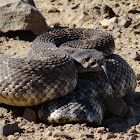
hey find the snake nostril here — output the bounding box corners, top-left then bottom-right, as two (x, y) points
(84, 56), (90, 62)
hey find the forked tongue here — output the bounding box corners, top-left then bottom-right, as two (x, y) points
(101, 65), (114, 90)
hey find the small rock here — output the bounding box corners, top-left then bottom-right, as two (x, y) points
(130, 52), (140, 61)
(102, 5), (116, 18)
(115, 31), (121, 38)
(69, 24), (76, 28)
(96, 127), (106, 133)
(136, 74), (140, 81)
(128, 5), (139, 14)
(0, 0), (48, 35)
(114, 3), (120, 8)
(23, 108), (36, 123)
(102, 133), (117, 139)
(22, 0), (36, 6)
(127, 128), (137, 134)
(104, 95), (128, 117)
(0, 107), (8, 118)
(71, 4), (80, 9)
(44, 130), (52, 137)
(100, 17), (118, 29)
(134, 30), (140, 35)
(83, 4), (101, 17)
(0, 134), (7, 140)
(0, 123), (21, 137)
(119, 18), (132, 28)
(135, 52), (140, 61)
(48, 7), (60, 13)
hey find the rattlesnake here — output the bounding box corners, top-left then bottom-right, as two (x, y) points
(0, 28), (137, 125)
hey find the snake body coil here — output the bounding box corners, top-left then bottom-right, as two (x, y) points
(0, 28), (137, 124)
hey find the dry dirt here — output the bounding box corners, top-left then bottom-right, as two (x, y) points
(0, 0), (140, 139)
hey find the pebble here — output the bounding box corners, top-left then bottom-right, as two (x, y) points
(102, 133), (117, 139)
(128, 6), (138, 14)
(119, 18), (132, 28)
(48, 7), (60, 13)
(134, 30), (140, 35)
(115, 31), (121, 38)
(71, 4), (80, 9)
(44, 130), (52, 137)
(102, 5), (116, 18)
(0, 123), (21, 137)
(136, 74), (140, 81)
(96, 127), (106, 133)
(100, 17), (118, 29)
(130, 52), (140, 61)
(134, 52), (140, 61)
(23, 108), (36, 123)
(127, 128), (137, 134)
(0, 108), (8, 118)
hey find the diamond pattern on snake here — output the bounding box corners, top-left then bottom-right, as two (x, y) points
(0, 28), (137, 125)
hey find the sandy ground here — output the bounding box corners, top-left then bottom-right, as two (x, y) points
(0, 0), (140, 139)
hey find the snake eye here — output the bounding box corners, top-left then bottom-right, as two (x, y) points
(90, 61), (96, 66)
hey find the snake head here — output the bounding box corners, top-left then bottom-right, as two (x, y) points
(71, 49), (106, 73)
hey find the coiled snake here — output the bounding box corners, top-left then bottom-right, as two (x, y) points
(0, 28), (137, 125)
